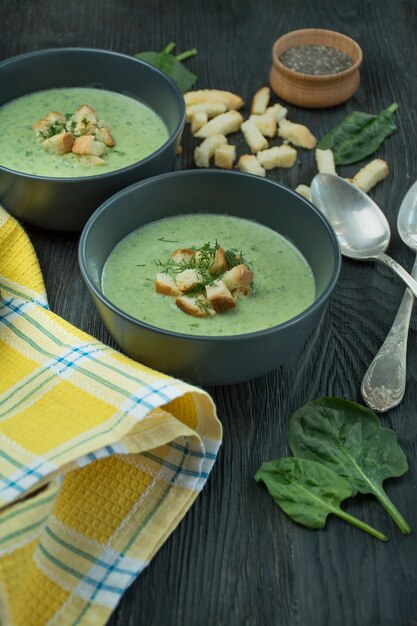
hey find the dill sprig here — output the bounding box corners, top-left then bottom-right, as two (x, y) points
(155, 241), (221, 282)
(39, 119), (67, 140)
(155, 257), (193, 274)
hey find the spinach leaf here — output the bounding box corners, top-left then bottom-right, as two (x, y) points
(317, 103), (398, 165)
(255, 457), (388, 541)
(288, 396), (410, 534)
(135, 42), (197, 92)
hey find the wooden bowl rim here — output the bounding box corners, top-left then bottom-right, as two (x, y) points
(271, 28), (363, 82)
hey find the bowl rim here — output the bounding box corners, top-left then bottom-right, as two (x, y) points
(271, 28), (363, 81)
(0, 46), (185, 183)
(78, 169), (341, 343)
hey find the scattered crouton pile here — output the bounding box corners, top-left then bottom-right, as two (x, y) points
(184, 86), (317, 177)
(33, 104), (115, 166)
(184, 87), (389, 196)
(295, 149), (389, 200)
(154, 241), (253, 318)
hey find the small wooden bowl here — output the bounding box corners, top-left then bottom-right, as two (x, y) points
(269, 28), (363, 108)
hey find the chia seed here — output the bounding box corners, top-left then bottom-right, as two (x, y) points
(279, 45), (353, 76)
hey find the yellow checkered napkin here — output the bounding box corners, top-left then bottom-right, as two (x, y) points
(0, 206), (222, 626)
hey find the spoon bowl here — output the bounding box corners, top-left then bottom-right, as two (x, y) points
(310, 174), (391, 258)
(311, 174), (417, 298)
(397, 180), (417, 249)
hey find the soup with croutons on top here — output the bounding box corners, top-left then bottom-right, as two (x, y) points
(0, 87), (169, 177)
(101, 213), (316, 336)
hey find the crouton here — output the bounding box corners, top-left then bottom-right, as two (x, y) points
(210, 247), (228, 274)
(205, 280), (236, 313)
(175, 295), (214, 318)
(155, 273), (180, 296)
(194, 110), (243, 139)
(191, 111), (208, 134)
(186, 102), (227, 122)
(171, 248), (195, 265)
(36, 111), (66, 126)
(251, 87), (271, 115)
(315, 148), (336, 175)
(295, 184), (312, 201)
(278, 119), (317, 149)
(241, 120), (269, 154)
(94, 126), (115, 147)
(249, 113), (277, 138)
(72, 135), (107, 157)
(265, 103), (288, 123)
(222, 264), (253, 290)
(256, 145), (297, 170)
(70, 104), (98, 135)
(194, 134), (228, 168)
(41, 131), (74, 155)
(237, 154), (266, 177)
(33, 111), (66, 141)
(232, 286), (251, 299)
(184, 89), (244, 110)
(73, 104), (97, 122)
(352, 159), (389, 193)
(214, 144), (236, 170)
(79, 155), (107, 167)
(175, 268), (202, 293)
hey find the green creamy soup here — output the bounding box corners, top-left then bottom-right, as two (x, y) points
(0, 87), (169, 177)
(102, 214), (316, 336)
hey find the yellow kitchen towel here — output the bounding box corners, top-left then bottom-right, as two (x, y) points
(0, 206), (222, 626)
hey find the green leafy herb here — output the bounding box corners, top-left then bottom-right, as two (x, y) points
(255, 457), (388, 541)
(135, 42), (197, 92)
(317, 103), (398, 165)
(288, 396), (410, 534)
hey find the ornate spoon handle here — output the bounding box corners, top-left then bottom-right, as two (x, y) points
(375, 252), (417, 296)
(361, 255), (417, 412)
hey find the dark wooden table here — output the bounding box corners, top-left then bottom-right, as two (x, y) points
(1, 1), (417, 625)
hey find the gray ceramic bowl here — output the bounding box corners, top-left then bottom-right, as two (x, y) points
(0, 47), (185, 231)
(79, 170), (341, 386)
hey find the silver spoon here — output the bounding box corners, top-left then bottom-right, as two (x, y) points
(310, 174), (417, 297)
(360, 180), (417, 412)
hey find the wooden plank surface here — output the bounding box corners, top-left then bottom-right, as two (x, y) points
(1, 1), (417, 625)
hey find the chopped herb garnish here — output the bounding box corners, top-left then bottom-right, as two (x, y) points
(225, 248), (240, 268)
(38, 119), (67, 140)
(154, 258), (177, 273)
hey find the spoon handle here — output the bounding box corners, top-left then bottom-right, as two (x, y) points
(374, 252), (417, 297)
(361, 255), (417, 412)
